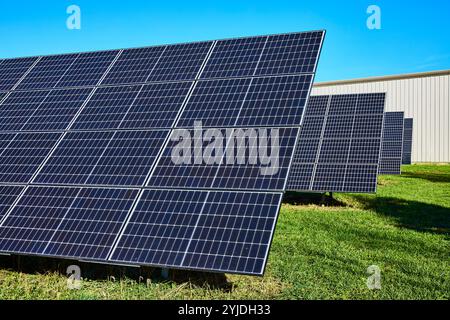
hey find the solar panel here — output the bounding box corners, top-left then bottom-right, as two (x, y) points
(0, 88), (93, 131)
(379, 112), (404, 174)
(147, 127), (299, 191)
(72, 82), (193, 130)
(34, 130), (169, 186)
(402, 118), (413, 164)
(0, 132), (62, 183)
(0, 30), (325, 275)
(287, 93), (386, 193)
(0, 57), (38, 91)
(0, 186), (139, 260)
(109, 190), (282, 275)
(0, 185), (25, 220)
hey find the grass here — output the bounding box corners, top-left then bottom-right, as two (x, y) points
(0, 164), (448, 300)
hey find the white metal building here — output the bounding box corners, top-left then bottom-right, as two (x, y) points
(312, 69), (450, 163)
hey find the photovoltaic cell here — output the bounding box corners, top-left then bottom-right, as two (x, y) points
(379, 112), (404, 175)
(100, 46), (166, 85)
(146, 42), (213, 82)
(147, 127), (299, 191)
(55, 51), (118, 88)
(0, 57), (38, 91)
(34, 130), (169, 186)
(200, 36), (267, 79)
(402, 118), (413, 165)
(72, 82), (193, 130)
(287, 93), (386, 193)
(235, 75), (313, 127)
(0, 132), (62, 183)
(0, 185), (25, 220)
(43, 187), (139, 260)
(176, 77), (253, 128)
(0, 88), (92, 132)
(109, 190), (282, 275)
(119, 81), (193, 129)
(16, 54), (78, 90)
(255, 31), (323, 76)
(0, 186), (139, 260)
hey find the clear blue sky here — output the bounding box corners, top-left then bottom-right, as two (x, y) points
(0, 0), (449, 82)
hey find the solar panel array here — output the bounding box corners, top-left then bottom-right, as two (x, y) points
(0, 31), (325, 275)
(402, 118), (413, 165)
(379, 112), (404, 175)
(287, 93), (386, 193)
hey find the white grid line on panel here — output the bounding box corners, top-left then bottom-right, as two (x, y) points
(10, 57), (43, 91)
(309, 96), (331, 190)
(96, 50), (124, 85)
(341, 95), (359, 190)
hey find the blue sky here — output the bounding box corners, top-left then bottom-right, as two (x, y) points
(0, 0), (449, 82)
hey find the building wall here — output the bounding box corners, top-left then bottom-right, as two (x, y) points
(312, 70), (450, 163)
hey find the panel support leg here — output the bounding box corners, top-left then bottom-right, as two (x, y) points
(161, 268), (170, 279)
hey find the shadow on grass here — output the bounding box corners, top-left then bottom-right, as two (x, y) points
(0, 255), (232, 291)
(350, 195), (450, 236)
(401, 171), (450, 183)
(283, 192), (347, 207)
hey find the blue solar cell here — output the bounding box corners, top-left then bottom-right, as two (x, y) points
(299, 116), (326, 139)
(0, 186), (81, 254)
(17, 54), (79, 90)
(322, 115), (354, 138)
(303, 95), (329, 117)
(286, 163), (314, 190)
(343, 165), (378, 193)
(0, 90), (50, 131)
(236, 75), (312, 127)
(356, 93), (385, 114)
(255, 31), (324, 76)
(119, 81), (193, 129)
(22, 88), (92, 131)
(35, 130), (169, 186)
(147, 127), (299, 191)
(200, 36), (267, 79)
(109, 189), (282, 275)
(402, 118), (413, 165)
(55, 51), (118, 88)
(379, 112), (404, 175)
(328, 94), (358, 115)
(0, 186), (139, 260)
(291, 138), (320, 163)
(0, 185), (25, 220)
(181, 191), (282, 275)
(348, 139), (381, 163)
(0, 132), (62, 183)
(146, 42), (213, 82)
(318, 139), (350, 163)
(86, 130), (170, 186)
(176, 78), (253, 128)
(0, 57), (38, 91)
(43, 187), (139, 260)
(34, 131), (115, 185)
(101, 46), (166, 85)
(109, 189), (209, 267)
(312, 164), (346, 191)
(71, 85), (142, 130)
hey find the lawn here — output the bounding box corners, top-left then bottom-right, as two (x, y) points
(0, 164), (448, 299)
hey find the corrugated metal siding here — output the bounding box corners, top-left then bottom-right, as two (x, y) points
(312, 73), (450, 163)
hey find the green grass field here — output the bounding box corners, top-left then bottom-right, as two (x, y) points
(0, 164), (448, 300)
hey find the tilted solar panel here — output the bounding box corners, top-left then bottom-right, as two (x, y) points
(379, 112), (404, 174)
(0, 57), (38, 91)
(0, 30), (325, 275)
(287, 93), (386, 193)
(402, 118), (413, 165)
